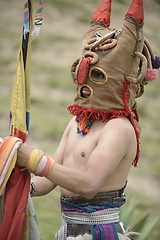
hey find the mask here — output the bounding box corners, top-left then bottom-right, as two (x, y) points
(68, 0), (160, 166)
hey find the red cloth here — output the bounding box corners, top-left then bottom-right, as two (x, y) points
(13, 128), (26, 143)
(125, 0), (144, 25)
(92, 0), (111, 27)
(0, 167), (30, 240)
(77, 57), (91, 85)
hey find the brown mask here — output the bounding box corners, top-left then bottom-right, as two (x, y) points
(68, 0), (159, 166)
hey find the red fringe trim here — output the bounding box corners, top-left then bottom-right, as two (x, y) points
(68, 105), (129, 122)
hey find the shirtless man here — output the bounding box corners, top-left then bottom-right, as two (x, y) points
(17, 117), (136, 239)
(17, 117), (136, 198)
(16, 0), (159, 239)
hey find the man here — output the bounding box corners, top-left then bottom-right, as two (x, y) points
(17, 0), (159, 239)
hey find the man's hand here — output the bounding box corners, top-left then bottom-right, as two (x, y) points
(17, 141), (33, 168)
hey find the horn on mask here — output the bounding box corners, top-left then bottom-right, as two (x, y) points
(125, 0), (146, 84)
(125, 0), (144, 26)
(91, 0), (112, 27)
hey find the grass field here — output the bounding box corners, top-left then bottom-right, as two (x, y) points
(0, 0), (160, 239)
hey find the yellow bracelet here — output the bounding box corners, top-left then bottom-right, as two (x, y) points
(27, 149), (44, 173)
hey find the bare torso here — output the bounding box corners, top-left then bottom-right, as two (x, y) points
(59, 117), (137, 197)
(17, 116), (138, 198)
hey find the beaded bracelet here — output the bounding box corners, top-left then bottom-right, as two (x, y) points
(27, 149), (54, 177)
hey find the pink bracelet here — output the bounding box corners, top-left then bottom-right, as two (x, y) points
(35, 155), (54, 177)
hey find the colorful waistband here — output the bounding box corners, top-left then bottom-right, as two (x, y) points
(55, 199), (126, 240)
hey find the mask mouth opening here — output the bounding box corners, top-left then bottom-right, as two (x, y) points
(79, 85), (93, 100)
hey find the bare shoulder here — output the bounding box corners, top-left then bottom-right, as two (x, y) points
(63, 117), (76, 135)
(102, 118), (136, 140)
(97, 117), (137, 155)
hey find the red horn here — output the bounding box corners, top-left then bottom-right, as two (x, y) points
(125, 0), (144, 25)
(92, 0), (112, 27)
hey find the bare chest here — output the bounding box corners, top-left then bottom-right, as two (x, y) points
(63, 121), (104, 168)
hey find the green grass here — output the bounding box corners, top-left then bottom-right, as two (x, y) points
(33, 188), (61, 239)
(120, 198), (160, 240)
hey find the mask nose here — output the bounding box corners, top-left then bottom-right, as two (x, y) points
(77, 51), (99, 85)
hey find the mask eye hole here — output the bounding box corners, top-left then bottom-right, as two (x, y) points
(89, 67), (108, 84)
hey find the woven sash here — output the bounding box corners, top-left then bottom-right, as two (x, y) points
(62, 208), (120, 225)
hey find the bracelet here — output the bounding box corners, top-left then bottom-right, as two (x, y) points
(27, 149), (54, 177)
(34, 155), (54, 177)
(27, 149), (44, 173)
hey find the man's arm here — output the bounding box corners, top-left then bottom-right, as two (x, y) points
(17, 117), (73, 196)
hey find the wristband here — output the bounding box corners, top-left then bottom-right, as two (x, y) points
(27, 149), (54, 177)
(35, 155), (54, 177)
(27, 149), (44, 173)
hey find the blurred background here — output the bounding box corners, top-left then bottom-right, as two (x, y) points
(0, 0), (160, 239)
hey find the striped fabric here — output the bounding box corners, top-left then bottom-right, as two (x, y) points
(62, 208), (120, 225)
(55, 200), (125, 239)
(32, 0), (43, 36)
(24, 0), (43, 38)
(24, 0), (30, 38)
(0, 137), (22, 195)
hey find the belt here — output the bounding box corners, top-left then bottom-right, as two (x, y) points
(62, 207), (120, 225)
(61, 189), (126, 205)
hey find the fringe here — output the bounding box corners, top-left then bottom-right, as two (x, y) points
(68, 105), (128, 122)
